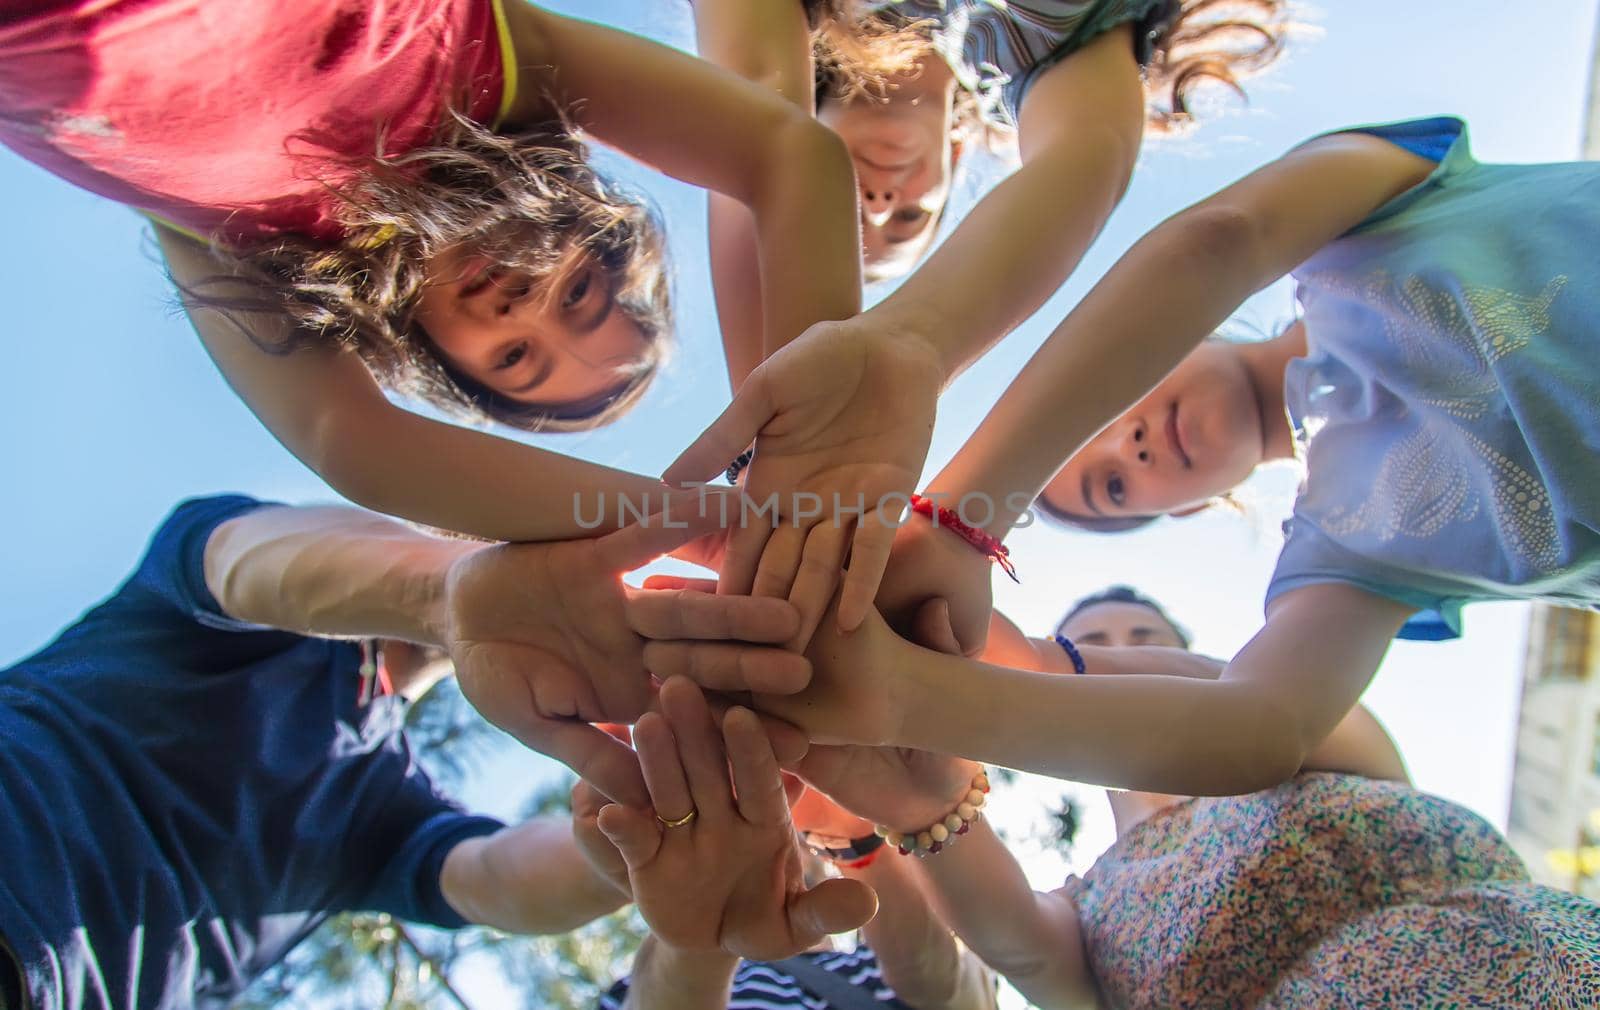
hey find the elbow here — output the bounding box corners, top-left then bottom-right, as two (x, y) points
(753, 114), (852, 208)
(1159, 203), (1267, 285)
(1230, 694), (1313, 794)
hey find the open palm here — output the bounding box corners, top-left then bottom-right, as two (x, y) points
(666, 321), (943, 646)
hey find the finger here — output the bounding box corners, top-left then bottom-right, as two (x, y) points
(511, 718), (648, 809)
(643, 641), (812, 694)
(837, 509), (900, 633)
(787, 522), (850, 650)
(718, 509), (774, 599)
(761, 713), (810, 768)
(626, 588), (801, 644)
(642, 575), (720, 594)
(751, 523), (807, 600)
(596, 491), (733, 573)
(910, 598), (963, 656)
(659, 677), (736, 824)
(571, 778), (606, 819)
(662, 378), (772, 486)
(596, 803), (663, 870)
(634, 712), (694, 825)
(722, 706), (791, 826)
(788, 878), (878, 945)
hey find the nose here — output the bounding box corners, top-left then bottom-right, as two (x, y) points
(859, 180), (897, 227)
(856, 161), (905, 228)
(1119, 417), (1153, 468)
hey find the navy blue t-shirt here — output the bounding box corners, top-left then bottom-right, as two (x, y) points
(0, 496), (504, 1010)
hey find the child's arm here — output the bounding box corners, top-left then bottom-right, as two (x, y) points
(690, 0), (817, 388)
(988, 620), (1413, 784)
(618, 937), (741, 1010)
(163, 230), (669, 543)
(796, 746), (1088, 1009)
(864, 24), (1148, 380)
(506, 3), (860, 368)
(927, 132), (1441, 538)
(852, 847), (999, 1010)
(728, 585), (1417, 796)
(915, 820), (1099, 1010)
(438, 815), (628, 934)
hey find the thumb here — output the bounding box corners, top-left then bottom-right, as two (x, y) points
(911, 598), (963, 656)
(663, 376), (773, 487)
(596, 803), (663, 870)
(788, 878), (878, 944)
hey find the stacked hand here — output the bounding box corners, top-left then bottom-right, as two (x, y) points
(444, 493), (811, 808)
(666, 321), (943, 649)
(594, 678), (878, 959)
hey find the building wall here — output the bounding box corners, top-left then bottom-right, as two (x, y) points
(1505, 606), (1600, 898)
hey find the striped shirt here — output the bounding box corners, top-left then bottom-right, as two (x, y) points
(873, 0), (1176, 126)
(600, 947), (915, 1010)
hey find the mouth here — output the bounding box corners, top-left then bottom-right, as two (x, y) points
(1166, 403), (1193, 470)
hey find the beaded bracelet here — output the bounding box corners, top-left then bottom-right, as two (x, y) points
(1053, 634), (1087, 675)
(908, 495), (1019, 583)
(725, 447), (755, 484)
(874, 768), (990, 857)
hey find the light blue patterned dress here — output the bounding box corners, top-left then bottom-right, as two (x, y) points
(871, 0), (1176, 126)
(1267, 117), (1600, 639)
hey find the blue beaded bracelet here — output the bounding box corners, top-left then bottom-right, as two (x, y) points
(1053, 634), (1086, 675)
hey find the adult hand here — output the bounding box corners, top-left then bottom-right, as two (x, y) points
(664, 321), (943, 647)
(595, 678), (879, 959)
(445, 495), (811, 807)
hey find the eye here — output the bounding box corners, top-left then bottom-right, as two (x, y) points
(495, 343), (527, 371)
(1106, 474), (1127, 508)
(562, 269), (593, 310)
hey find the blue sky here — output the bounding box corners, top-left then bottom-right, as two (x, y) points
(2, 0), (1597, 896)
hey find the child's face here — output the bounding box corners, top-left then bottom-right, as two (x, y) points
(415, 247), (651, 409)
(819, 88), (957, 280)
(1041, 340), (1266, 522)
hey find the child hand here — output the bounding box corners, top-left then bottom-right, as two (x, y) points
(596, 678), (879, 960)
(664, 321), (944, 647)
(873, 513), (997, 656)
(797, 745), (984, 841)
(444, 498), (811, 808)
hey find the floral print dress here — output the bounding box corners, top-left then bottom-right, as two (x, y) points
(1065, 773), (1600, 1008)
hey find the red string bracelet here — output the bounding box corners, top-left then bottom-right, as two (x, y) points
(908, 494), (1019, 583)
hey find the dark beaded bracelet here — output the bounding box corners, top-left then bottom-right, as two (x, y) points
(1053, 634), (1087, 675)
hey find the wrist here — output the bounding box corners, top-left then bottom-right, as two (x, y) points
(438, 833), (495, 926)
(879, 766), (991, 856)
(860, 301), (958, 387)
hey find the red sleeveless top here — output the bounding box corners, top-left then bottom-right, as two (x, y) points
(0, 0), (514, 244)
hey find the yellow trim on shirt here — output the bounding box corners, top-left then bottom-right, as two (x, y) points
(144, 212), (207, 245)
(488, 0), (519, 129)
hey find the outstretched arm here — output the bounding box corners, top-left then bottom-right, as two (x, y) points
(868, 24), (1148, 381)
(439, 815), (628, 935)
(926, 132), (1441, 537)
(690, 0), (818, 388)
(202, 499), (810, 806)
(163, 230), (669, 543)
(507, 3), (860, 368)
(703, 585), (1415, 796)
